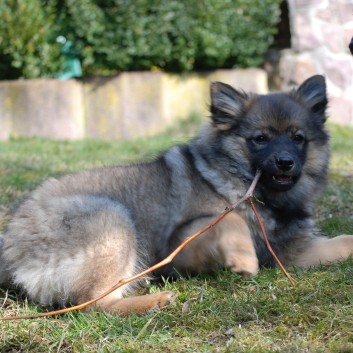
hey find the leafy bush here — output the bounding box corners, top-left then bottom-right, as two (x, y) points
(0, 0), (281, 78)
(0, 0), (62, 79)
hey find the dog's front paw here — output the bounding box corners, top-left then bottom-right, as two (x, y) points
(224, 251), (259, 276)
(336, 235), (353, 257)
(153, 291), (177, 309)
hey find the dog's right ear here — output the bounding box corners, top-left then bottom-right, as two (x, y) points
(295, 75), (328, 119)
(210, 82), (248, 130)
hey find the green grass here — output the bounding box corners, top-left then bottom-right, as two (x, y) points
(0, 121), (352, 353)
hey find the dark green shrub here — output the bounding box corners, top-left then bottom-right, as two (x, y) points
(0, 0), (281, 78)
(0, 0), (62, 79)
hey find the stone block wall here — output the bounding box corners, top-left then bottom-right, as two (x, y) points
(280, 0), (353, 125)
(0, 69), (267, 140)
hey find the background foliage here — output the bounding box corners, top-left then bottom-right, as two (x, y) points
(0, 0), (281, 79)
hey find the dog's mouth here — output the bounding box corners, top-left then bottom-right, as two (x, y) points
(262, 173), (297, 191)
(272, 174), (293, 185)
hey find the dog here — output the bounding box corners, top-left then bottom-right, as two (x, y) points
(0, 75), (352, 315)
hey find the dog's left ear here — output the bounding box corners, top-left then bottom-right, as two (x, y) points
(295, 75), (328, 120)
(210, 82), (249, 130)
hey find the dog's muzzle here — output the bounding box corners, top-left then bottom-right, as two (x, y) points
(260, 151), (301, 191)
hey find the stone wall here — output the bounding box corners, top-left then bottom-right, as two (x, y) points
(280, 0), (353, 125)
(0, 69), (267, 140)
(0, 80), (84, 140)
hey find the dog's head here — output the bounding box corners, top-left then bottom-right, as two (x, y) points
(209, 75), (330, 200)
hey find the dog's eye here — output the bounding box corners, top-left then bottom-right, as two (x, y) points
(253, 135), (268, 144)
(293, 133), (305, 144)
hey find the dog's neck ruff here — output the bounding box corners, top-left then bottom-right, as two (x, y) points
(189, 144), (244, 204)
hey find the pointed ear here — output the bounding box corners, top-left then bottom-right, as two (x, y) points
(210, 82), (249, 130)
(295, 75), (328, 119)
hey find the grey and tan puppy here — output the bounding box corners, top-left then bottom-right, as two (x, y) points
(1, 75), (352, 315)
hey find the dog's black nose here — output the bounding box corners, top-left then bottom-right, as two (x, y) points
(276, 153), (294, 171)
(349, 37), (353, 56)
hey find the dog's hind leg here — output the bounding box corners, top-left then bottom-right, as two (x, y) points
(3, 194), (175, 315)
(80, 290), (176, 316)
(286, 234), (353, 267)
(60, 198), (176, 315)
(71, 237), (176, 316)
(169, 212), (259, 276)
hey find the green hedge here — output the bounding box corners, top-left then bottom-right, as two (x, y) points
(0, 0), (61, 79)
(0, 0), (281, 79)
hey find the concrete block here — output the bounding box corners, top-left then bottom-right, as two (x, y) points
(0, 79), (84, 140)
(0, 85), (12, 140)
(83, 72), (165, 140)
(207, 68), (268, 94)
(162, 73), (208, 124)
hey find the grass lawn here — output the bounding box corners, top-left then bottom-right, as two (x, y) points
(0, 120), (352, 353)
